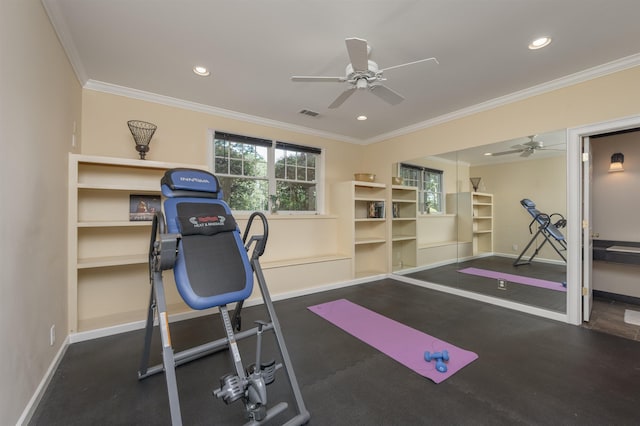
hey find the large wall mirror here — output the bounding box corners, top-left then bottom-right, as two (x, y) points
(393, 130), (567, 313)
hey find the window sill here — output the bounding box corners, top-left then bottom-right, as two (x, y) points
(234, 213), (337, 220)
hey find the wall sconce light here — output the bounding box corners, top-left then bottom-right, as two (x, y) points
(608, 152), (624, 173)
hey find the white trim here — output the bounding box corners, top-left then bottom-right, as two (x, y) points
(366, 53), (640, 144)
(395, 274), (568, 323)
(84, 80), (361, 145)
(16, 336), (70, 426)
(566, 114), (640, 325)
(80, 55), (640, 146)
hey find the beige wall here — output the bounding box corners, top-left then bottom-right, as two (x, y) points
(8, 2), (640, 421)
(1, 0), (82, 424)
(591, 131), (640, 297)
(80, 89), (366, 212)
(363, 66), (640, 182)
(472, 156), (566, 260)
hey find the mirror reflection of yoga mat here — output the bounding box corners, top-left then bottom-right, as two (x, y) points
(458, 267), (566, 292)
(308, 299), (478, 383)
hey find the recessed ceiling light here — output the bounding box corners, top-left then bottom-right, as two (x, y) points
(193, 66), (210, 76)
(528, 36), (552, 50)
(484, 152), (493, 156)
(357, 115), (367, 121)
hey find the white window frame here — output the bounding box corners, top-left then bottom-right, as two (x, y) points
(398, 163), (444, 214)
(207, 130), (324, 214)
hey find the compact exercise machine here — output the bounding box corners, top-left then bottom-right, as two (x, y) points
(513, 198), (567, 266)
(138, 168), (310, 425)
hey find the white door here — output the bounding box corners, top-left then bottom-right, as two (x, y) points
(582, 136), (593, 321)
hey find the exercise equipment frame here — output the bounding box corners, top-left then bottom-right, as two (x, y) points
(138, 169), (310, 426)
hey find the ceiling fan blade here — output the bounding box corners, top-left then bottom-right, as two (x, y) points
(520, 150), (534, 157)
(328, 88), (356, 109)
(369, 84), (404, 105)
(380, 57), (439, 72)
(490, 149), (524, 156)
(291, 76), (346, 82)
(345, 38), (369, 72)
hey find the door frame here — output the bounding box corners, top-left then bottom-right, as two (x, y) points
(566, 114), (640, 325)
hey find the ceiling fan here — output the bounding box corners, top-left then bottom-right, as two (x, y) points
(488, 135), (564, 157)
(291, 37), (438, 109)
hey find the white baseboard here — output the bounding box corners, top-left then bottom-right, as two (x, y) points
(17, 335), (70, 426)
(496, 251), (566, 266)
(395, 274), (568, 323)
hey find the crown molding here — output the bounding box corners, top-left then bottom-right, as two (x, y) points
(366, 53), (640, 145)
(83, 80), (361, 145)
(83, 52), (640, 147)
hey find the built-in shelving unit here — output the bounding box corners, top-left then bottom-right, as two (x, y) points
(390, 185), (417, 271)
(471, 192), (494, 254)
(68, 154), (208, 333)
(446, 192), (494, 256)
(333, 181), (388, 278)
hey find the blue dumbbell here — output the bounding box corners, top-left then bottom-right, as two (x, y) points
(424, 350), (449, 373)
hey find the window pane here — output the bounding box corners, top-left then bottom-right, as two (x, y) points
(229, 142), (243, 158)
(217, 176), (268, 211)
(286, 165), (295, 179)
(230, 159), (243, 175)
(214, 140), (228, 157)
(214, 158), (227, 174)
(276, 181), (316, 211)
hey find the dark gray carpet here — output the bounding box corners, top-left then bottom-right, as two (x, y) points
(30, 278), (640, 425)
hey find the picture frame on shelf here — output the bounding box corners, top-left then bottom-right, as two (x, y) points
(368, 201), (385, 218)
(129, 194), (161, 221)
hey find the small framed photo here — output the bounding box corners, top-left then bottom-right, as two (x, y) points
(367, 201), (385, 219)
(129, 194), (161, 221)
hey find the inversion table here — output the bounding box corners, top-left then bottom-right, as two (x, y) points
(513, 198), (567, 266)
(138, 168), (310, 425)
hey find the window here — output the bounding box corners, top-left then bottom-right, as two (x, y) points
(212, 131), (321, 213)
(275, 142), (319, 211)
(399, 163), (444, 213)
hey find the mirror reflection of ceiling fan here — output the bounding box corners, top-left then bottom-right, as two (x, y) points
(487, 135), (564, 157)
(291, 37), (438, 109)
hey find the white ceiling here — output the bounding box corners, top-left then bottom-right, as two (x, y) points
(43, 0), (640, 144)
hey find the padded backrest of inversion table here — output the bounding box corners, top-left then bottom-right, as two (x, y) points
(520, 198), (565, 242)
(161, 169), (253, 310)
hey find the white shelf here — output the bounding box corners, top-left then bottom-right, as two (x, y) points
(78, 221), (153, 228)
(355, 237), (386, 245)
(78, 183), (160, 192)
(68, 154), (208, 334)
(78, 254), (147, 269)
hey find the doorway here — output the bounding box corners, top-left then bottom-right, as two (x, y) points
(567, 115), (640, 328)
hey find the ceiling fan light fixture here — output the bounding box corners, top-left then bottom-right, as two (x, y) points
(528, 36), (552, 50)
(193, 66), (210, 76)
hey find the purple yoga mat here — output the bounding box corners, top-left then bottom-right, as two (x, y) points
(458, 267), (566, 292)
(307, 299), (478, 384)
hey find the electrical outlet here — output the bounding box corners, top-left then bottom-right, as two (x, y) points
(50, 325), (55, 346)
(498, 279), (507, 290)
(512, 244), (518, 251)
